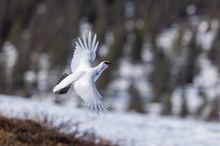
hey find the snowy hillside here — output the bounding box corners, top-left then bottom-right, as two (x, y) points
(0, 95), (219, 146)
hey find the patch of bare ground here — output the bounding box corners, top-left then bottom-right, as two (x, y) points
(0, 116), (114, 146)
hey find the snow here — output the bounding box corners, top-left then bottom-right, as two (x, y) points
(0, 95), (220, 146)
(185, 86), (203, 113)
(125, 1), (134, 18)
(195, 55), (219, 88)
(186, 4), (197, 15)
(37, 54), (50, 92)
(110, 59), (153, 107)
(141, 45), (153, 62)
(79, 21), (92, 36)
(2, 41), (17, 74)
(196, 20), (217, 51)
(24, 70), (36, 84)
(98, 44), (109, 57)
(156, 26), (177, 53)
(98, 31), (114, 57)
(194, 54), (220, 101)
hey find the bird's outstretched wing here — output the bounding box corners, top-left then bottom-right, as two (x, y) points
(53, 71), (85, 94)
(55, 73), (71, 94)
(71, 32), (99, 73)
(74, 76), (109, 113)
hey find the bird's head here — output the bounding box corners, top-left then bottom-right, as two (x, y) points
(94, 61), (111, 81)
(102, 61), (111, 68)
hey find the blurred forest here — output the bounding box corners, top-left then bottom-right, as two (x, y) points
(0, 0), (220, 121)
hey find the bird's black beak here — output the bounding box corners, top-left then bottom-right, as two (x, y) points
(104, 61), (111, 66)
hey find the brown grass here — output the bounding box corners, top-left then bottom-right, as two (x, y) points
(0, 116), (115, 146)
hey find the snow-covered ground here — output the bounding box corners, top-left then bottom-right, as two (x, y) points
(0, 94), (219, 146)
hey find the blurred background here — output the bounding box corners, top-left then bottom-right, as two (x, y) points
(0, 0), (220, 121)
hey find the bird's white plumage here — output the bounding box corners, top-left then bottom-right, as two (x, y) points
(53, 71), (85, 93)
(53, 32), (108, 113)
(71, 32), (99, 73)
(74, 73), (108, 113)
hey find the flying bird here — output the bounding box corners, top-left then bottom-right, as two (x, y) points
(53, 32), (110, 113)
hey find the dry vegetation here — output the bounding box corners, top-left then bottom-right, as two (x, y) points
(0, 116), (114, 146)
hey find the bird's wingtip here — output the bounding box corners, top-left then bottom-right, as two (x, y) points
(52, 87), (57, 94)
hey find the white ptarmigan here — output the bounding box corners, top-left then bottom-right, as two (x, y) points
(53, 32), (110, 113)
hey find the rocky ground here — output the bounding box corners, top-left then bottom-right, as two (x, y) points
(0, 116), (113, 146)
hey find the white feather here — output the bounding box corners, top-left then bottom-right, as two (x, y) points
(53, 71), (85, 93)
(74, 73), (109, 113)
(71, 32), (98, 73)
